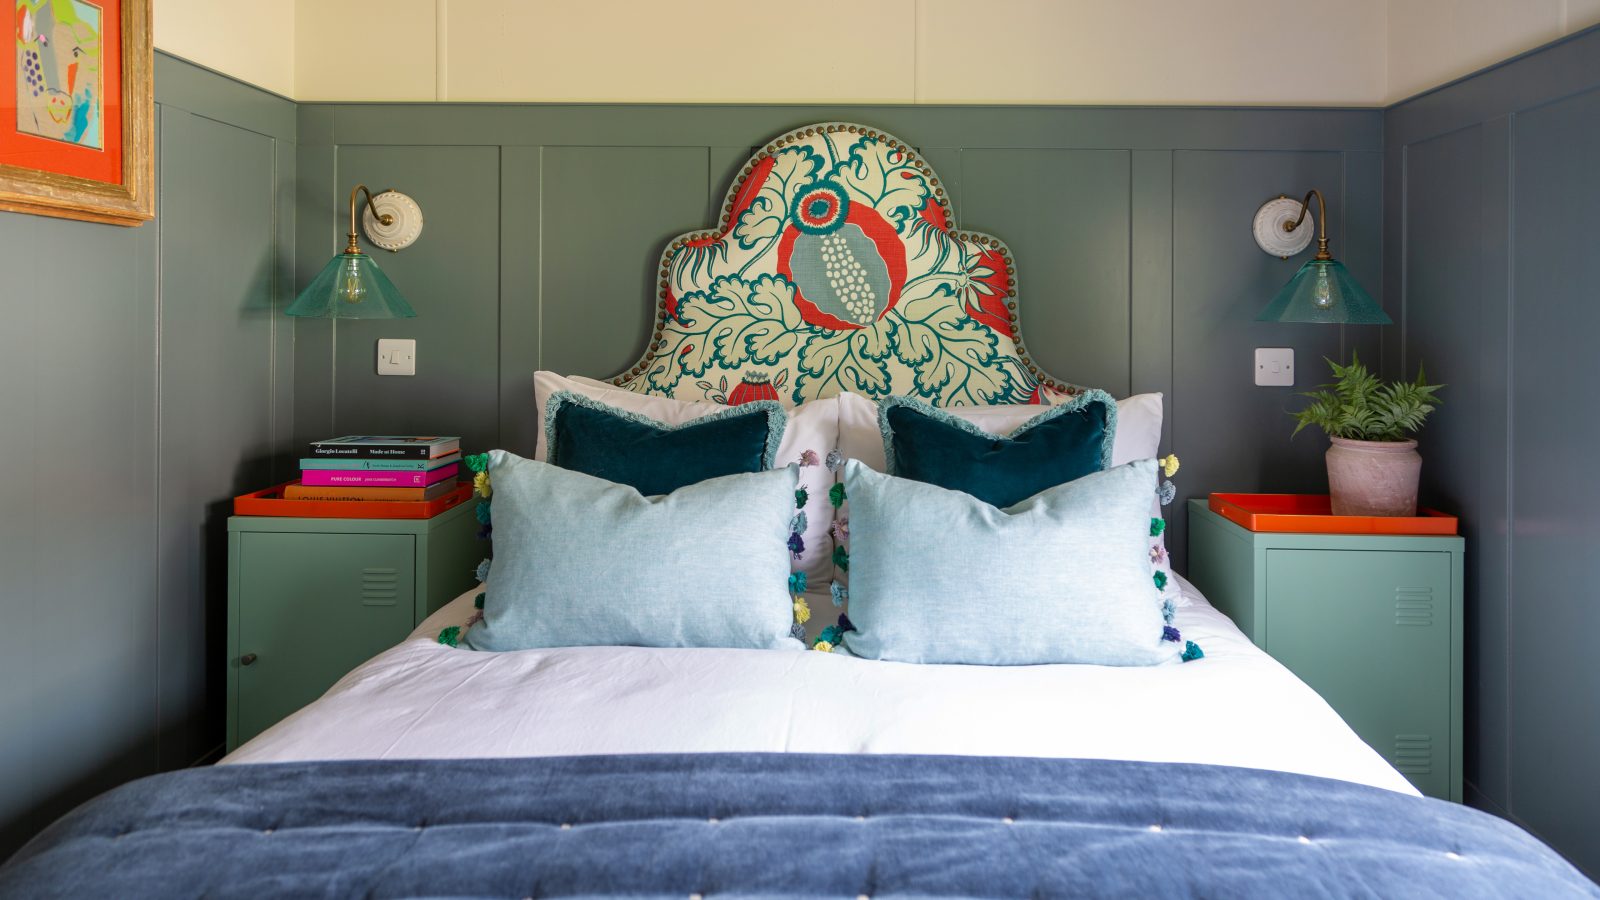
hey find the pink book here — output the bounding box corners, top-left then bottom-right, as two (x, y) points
(299, 463), (459, 488)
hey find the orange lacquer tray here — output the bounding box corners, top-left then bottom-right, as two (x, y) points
(234, 482), (473, 519)
(1208, 493), (1458, 536)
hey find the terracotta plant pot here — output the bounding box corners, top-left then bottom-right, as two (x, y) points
(1325, 437), (1422, 516)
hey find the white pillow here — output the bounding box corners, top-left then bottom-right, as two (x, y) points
(533, 372), (840, 612)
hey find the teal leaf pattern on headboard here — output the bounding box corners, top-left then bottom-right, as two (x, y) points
(612, 122), (1079, 408)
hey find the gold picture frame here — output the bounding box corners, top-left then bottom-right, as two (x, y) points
(1, 0), (153, 226)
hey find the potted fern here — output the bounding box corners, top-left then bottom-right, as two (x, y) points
(1291, 353), (1443, 516)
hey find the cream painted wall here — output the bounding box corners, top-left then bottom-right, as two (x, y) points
(152, 0), (295, 97)
(153, 1), (1600, 105)
(291, 0), (1385, 104)
(1386, 0), (1600, 102)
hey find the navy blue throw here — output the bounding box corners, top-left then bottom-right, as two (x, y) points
(4, 754), (1593, 898)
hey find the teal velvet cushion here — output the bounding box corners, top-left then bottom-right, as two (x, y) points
(546, 391), (786, 496)
(879, 392), (1117, 508)
(466, 451), (801, 652)
(837, 459), (1178, 666)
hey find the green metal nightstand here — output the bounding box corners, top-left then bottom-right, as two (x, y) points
(1186, 499), (1464, 801)
(226, 500), (481, 750)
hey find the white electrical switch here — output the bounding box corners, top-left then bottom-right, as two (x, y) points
(1254, 347), (1294, 386)
(377, 338), (416, 376)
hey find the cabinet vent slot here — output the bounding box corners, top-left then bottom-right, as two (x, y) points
(1395, 588), (1433, 626)
(361, 567), (400, 606)
(1393, 734), (1432, 774)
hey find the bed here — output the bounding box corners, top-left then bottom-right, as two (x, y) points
(222, 578), (1415, 794)
(3, 122), (1594, 897)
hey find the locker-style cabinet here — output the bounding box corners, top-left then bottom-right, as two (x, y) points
(1186, 499), (1464, 801)
(226, 501), (481, 750)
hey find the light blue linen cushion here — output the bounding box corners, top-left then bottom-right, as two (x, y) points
(837, 458), (1178, 666)
(466, 450), (802, 652)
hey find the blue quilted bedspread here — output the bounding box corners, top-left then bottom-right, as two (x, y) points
(2, 754), (1593, 898)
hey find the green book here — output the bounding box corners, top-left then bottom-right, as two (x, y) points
(299, 452), (460, 472)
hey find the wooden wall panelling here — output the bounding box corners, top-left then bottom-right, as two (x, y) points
(959, 149), (1134, 397)
(0, 54), (294, 859)
(1169, 149), (1379, 570)
(536, 146), (709, 389)
(155, 105), (285, 771)
(1399, 124), (1503, 806)
(327, 145), (502, 456)
(1386, 25), (1600, 879)
(297, 105), (1382, 573)
(1507, 84), (1600, 873)
(498, 145), (543, 456)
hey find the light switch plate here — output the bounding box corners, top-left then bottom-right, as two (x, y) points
(1255, 347), (1294, 386)
(377, 338), (416, 376)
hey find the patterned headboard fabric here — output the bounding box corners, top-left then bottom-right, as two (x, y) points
(610, 122), (1079, 408)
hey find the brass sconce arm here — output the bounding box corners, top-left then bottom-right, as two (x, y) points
(1282, 188), (1332, 261)
(344, 184), (395, 254)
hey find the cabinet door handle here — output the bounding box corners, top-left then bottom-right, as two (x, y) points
(240, 653), (258, 666)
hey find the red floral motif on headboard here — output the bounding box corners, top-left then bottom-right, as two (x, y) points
(610, 122), (1078, 407)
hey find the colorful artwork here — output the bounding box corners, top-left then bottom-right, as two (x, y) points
(16, 0), (102, 149)
(613, 123), (1079, 408)
(0, 0), (145, 224)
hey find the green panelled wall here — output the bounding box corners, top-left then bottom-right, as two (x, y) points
(293, 104), (1386, 573)
(0, 54), (295, 858)
(0, 63), (1395, 863)
(1385, 25), (1600, 879)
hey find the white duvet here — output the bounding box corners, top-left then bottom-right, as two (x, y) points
(224, 577), (1417, 796)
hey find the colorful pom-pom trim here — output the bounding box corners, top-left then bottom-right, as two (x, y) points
(1153, 570), (1168, 591)
(463, 453), (490, 474)
(799, 449), (820, 467)
(789, 572), (808, 594)
(832, 546), (850, 572)
(813, 640), (834, 653)
(1150, 518), (1166, 537)
(473, 470), (492, 499)
(789, 622), (806, 641)
(830, 581), (848, 608)
(1182, 641), (1205, 662)
(1160, 454), (1181, 478)
(794, 487), (809, 509)
(474, 592), (486, 610)
(475, 558), (492, 582)
(436, 626), (461, 648)
(793, 596), (811, 625)
(1158, 480), (1177, 506)
(1162, 625), (1181, 643)
(829, 483), (847, 509)
(825, 448), (845, 472)
(476, 500), (492, 525)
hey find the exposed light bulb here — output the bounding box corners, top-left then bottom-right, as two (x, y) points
(1313, 267), (1333, 310)
(340, 256), (366, 304)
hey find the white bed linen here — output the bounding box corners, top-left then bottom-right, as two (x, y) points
(223, 577), (1418, 796)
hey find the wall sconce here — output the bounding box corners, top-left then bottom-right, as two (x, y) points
(1253, 190), (1391, 325)
(286, 185), (423, 318)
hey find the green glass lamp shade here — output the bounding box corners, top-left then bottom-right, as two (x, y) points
(286, 253), (416, 318)
(1257, 257), (1391, 325)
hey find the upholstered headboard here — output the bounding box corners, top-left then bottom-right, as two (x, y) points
(609, 122), (1078, 407)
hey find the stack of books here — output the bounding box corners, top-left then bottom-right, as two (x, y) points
(286, 436), (463, 501)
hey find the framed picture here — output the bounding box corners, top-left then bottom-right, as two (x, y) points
(0, 0), (152, 225)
